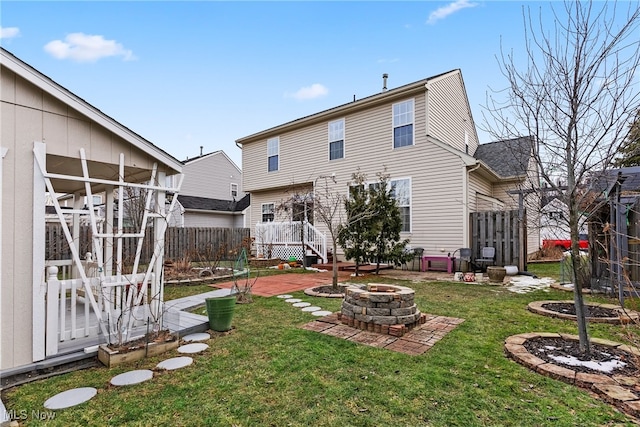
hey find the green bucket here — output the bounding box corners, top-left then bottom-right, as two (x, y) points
(205, 295), (236, 332)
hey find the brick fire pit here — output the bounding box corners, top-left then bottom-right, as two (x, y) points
(338, 283), (426, 337)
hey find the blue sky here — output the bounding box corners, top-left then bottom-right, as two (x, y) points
(0, 1), (612, 167)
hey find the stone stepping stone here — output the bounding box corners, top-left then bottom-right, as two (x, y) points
(312, 310), (333, 317)
(178, 343), (209, 354)
(182, 332), (210, 342)
(277, 294), (293, 299)
(156, 356), (193, 371)
(301, 306), (322, 312)
(292, 302), (311, 307)
(285, 298), (302, 303)
(44, 387), (97, 410)
(110, 370), (153, 386)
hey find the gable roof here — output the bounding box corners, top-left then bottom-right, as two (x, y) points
(236, 70), (460, 145)
(474, 136), (533, 179)
(178, 194), (250, 213)
(183, 150), (241, 173)
(0, 47), (182, 173)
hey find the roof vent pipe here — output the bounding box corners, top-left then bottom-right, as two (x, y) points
(382, 73), (388, 92)
(200, 146), (203, 156)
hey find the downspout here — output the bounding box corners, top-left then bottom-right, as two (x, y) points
(463, 162), (481, 248)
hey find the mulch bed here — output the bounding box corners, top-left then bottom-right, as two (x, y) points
(541, 302), (620, 318)
(523, 336), (639, 376)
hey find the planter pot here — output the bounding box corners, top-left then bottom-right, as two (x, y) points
(487, 266), (507, 283)
(206, 295), (236, 332)
(504, 265), (519, 276)
(98, 338), (178, 367)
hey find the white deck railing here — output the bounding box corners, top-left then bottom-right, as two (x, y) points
(255, 221), (327, 263)
(45, 266), (154, 356)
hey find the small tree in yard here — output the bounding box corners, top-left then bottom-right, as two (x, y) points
(313, 175), (348, 290)
(483, 0), (640, 354)
(369, 171), (411, 274)
(337, 170), (411, 276)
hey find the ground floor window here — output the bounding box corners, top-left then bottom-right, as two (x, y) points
(261, 203), (275, 222)
(390, 178), (411, 232)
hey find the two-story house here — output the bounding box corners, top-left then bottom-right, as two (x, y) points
(236, 70), (538, 265)
(169, 150), (250, 228)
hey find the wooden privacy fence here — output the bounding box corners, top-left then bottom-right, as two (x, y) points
(45, 225), (251, 263)
(470, 209), (525, 270)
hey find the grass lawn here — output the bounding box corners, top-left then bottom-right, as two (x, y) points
(4, 274), (639, 426)
(526, 261), (562, 282)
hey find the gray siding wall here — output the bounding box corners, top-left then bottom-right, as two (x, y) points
(242, 72), (483, 257)
(180, 153), (245, 200)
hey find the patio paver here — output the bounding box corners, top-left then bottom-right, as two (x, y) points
(304, 312), (464, 355)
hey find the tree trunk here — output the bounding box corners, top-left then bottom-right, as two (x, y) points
(569, 186), (590, 354)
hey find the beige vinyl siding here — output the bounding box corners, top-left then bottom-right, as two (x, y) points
(241, 70), (485, 259)
(468, 173), (493, 213)
(180, 153), (244, 200)
(427, 73), (478, 154)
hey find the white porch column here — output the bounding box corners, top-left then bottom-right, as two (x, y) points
(32, 142), (46, 362)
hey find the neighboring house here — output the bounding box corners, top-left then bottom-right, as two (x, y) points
(539, 197), (587, 243)
(168, 151), (250, 228)
(0, 48), (182, 376)
(236, 69), (539, 263)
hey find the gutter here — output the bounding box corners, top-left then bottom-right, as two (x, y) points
(462, 162), (482, 248)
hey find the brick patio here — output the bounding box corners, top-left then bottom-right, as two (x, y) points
(302, 312), (464, 356)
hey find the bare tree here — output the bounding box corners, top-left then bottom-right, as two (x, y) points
(313, 175), (348, 289)
(483, 0), (640, 354)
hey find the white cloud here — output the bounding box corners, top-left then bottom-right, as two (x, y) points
(0, 27), (20, 39)
(426, 0), (478, 25)
(44, 33), (136, 63)
(285, 83), (328, 100)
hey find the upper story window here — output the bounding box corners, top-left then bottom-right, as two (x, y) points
(267, 137), (279, 172)
(328, 119), (345, 160)
(261, 203), (275, 222)
(230, 183), (238, 198)
(393, 99), (414, 148)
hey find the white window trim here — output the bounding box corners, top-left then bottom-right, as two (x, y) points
(328, 118), (345, 161)
(390, 177), (412, 233)
(267, 137), (279, 172)
(261, 202), (275, 222)
(391, 98), (415, 149)
(230, 183), (239, 198)
(347, 176), (412, 233)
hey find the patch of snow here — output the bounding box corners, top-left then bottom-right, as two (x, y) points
(548, 354), (627, 373)
(506, 276), (555, 293)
